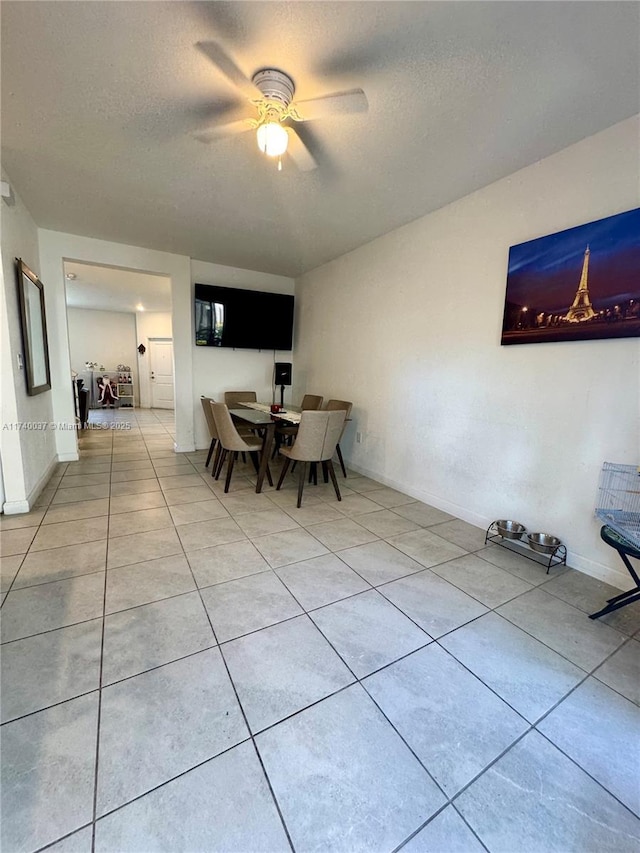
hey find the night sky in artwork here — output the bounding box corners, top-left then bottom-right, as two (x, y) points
(506, 208), (640, 313)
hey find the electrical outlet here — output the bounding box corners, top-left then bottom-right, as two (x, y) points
(356, 431), (362, 444)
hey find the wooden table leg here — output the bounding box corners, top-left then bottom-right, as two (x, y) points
(255, 422), (275, 493)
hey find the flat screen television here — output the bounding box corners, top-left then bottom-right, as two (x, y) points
(194, 283), (294, 350)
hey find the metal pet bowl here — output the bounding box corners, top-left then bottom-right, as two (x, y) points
(527, 532), (562, 554)
(496, 520), (526, 540)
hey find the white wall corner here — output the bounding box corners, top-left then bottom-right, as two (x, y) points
(3, 452), (59, 514)
(174, 442), (196, 454)
(57, 451), (80, 462)
(26, 454), (60, 506)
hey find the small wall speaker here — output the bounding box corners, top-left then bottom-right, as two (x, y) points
(275, 362), (292, 385)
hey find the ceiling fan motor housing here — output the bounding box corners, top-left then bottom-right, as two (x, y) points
(252, 69), (295, 106)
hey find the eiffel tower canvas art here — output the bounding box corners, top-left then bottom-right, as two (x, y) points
(501, 207), (640, 345)
(565, 246), (597, 322)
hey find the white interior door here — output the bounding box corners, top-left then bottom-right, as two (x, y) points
(149, 339), (174, 409)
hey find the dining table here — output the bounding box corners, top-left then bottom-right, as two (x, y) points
(228, 404), (301, 493)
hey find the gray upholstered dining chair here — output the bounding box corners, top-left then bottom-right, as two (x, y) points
(325, 399), (353, 477)
(200, 396), (219, 469)
(276, 409), (346, 507)
(223, 390), (259, 444)
(300, 394), (323, 411)
(273, 393), (324, 457)
(224, 390), (257, 407)
(210, 402), (273, 493)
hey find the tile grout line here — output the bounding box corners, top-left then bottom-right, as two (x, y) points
(173, 500), (298, 853)
(90, 428), (114, 853)
(206, 558), (457, 843)
(249, 572), (460, 832)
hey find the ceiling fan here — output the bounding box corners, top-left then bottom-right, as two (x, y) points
(194, 41), (368, 171)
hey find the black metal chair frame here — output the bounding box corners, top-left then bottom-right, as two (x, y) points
(589, 525), (640, 619)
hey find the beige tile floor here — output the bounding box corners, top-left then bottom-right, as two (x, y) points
(1, 407), (639, 852)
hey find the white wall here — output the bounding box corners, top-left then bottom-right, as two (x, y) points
(294, 115), (640, 588)
(67, 308), (139, 404)
(136, 311), (172, 408)
(191, 259), (295, 449)
(37, 231), (193, 453)
(1, 172), (57, 512)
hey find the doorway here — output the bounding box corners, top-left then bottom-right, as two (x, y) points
(149, 338), (175, 409)
(63, 260), (172, 415)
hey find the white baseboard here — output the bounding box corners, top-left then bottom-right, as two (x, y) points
(26, 454), (61, 508)
(2, 499), (31, 515)
(3, 453), (59, 515)
(566, 552), (634, 592)
(174, 443), (196, 453)
(346, 460), (488, 525)
(345, 460), (631, 592)
(58, 451), (80, 462)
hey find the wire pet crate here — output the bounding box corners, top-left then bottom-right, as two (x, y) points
(595, 462), (640, 550)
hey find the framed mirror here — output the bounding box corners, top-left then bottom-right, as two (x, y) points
(16, 258), (51, 395)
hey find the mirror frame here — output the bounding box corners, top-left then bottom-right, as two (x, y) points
(16, 258), (52, 395)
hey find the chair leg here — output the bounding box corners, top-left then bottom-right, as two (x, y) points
(214, 449), (227, 480)
(297, 462), (307, 508)
(277, 457), (291, 490)
(224, 451), (237, 493)
(216, 446), (227, 479)
(211, 443), (222, 478)
(291, 461), (297, 473)
(326, 459), (342, 502)
(321, 462), (329, 483)
(205, 437), (216, 468)
(241, 452), (246, 464)
(265, 463), (273, 487)
(336, 444), (347, 477)
(249, 451), (260, 475)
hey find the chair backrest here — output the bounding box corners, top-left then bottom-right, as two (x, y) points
(289, 410), (346, 462)
(225, 391), (257, 408)
(211, 402), (252, 452)
(300, 394), (323, 411)
(325, 399), (353, 417)
(325, 399), (353, 439)
(200, 396), (218, 439)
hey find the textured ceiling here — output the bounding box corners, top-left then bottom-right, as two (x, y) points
(2, 1), (638, 276)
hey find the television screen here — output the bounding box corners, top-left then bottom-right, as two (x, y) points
(194, 284), (294, 350)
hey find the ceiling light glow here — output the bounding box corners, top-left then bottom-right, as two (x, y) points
(256, 122), (288, 157)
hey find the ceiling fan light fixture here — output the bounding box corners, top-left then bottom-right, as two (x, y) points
(257, 122), (288, 157)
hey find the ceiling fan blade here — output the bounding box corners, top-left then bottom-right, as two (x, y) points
(195, 41), (262, 99)
(193, 118), (253, 144)
(287, 128), (318, 172)
(291, 89), (368, 122)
